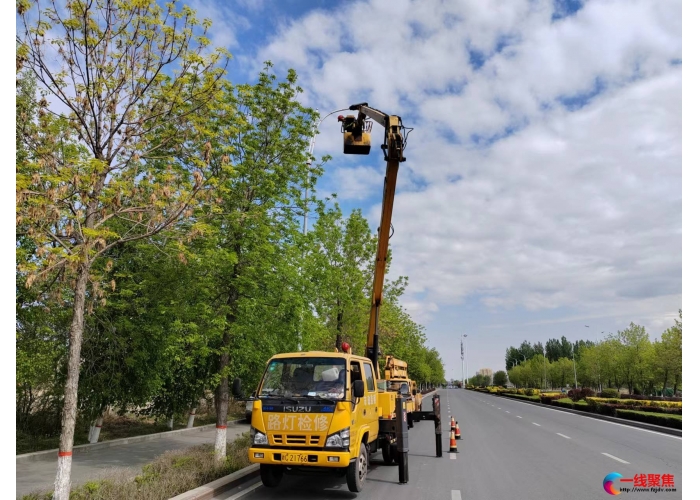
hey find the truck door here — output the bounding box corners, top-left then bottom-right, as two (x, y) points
(362, 361), (379, 441)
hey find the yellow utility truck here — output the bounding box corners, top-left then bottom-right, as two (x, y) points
(383, 356), (422, 428)
(248, 103), (439, 492)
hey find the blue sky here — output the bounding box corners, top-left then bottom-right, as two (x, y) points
(8, 0), (682, 383)
(196, 0), (683, 381)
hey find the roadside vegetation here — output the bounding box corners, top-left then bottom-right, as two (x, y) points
(467, 386), (682, 429)
(16, 2), (446, 496)
(501, 315), (682, 397)
(17, 401), (245, 455)
(22, 435), (251, 500)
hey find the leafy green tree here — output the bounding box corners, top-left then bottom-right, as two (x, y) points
(561, 336), (573, 360)
(305, 205), (377, 350)
(550, 357), (575, 389)
(654, 310), (682, 395)
(493, 370), (507, 386)
(17, 1), (228, 495)
(545, 338), (562, 362)
(506, 367), (522, 388)
(615, 323), (653, 394)
(180, 63), (319, 461)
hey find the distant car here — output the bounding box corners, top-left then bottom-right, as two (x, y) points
(561, 388), (567, 394)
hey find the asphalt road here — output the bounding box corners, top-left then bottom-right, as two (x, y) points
(225, 389), (682, 500)
(16, 423), (250, 498)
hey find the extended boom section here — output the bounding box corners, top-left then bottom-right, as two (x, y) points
(344, 103), (406, 375)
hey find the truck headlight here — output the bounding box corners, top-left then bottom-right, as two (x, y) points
(250, 427), (268, 445)
(325, 427), (350, 448)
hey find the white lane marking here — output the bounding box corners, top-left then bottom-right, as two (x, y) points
(602, 452), (630, 464)
(451, 490), (462, 500)
(505, 411), (510, 413)
(450, 453), (457, 460)
(497, 408), (501, 410)
(533, 422), (541, 426)
(490, 396), (682, 440)
(517, 416), (522, 419)
(557, 433), (571, 439)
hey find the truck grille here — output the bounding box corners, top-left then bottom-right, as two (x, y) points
(270, 435), (321, 446)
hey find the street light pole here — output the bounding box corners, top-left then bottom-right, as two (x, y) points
(302, 108), (347, 235)
(543, 346), (547, 391)
(461, 334), (467, 387)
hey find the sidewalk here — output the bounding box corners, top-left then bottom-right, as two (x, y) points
(16, 423), (250, 498)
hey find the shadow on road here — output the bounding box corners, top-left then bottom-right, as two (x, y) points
(256, 474), (357, 499)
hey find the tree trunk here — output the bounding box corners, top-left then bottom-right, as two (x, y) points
(214, 331), (230, 462)
(661, 369), (669, 398)
(54, 261), (90, 500)
(88, 415), (103, 444)
(187, 407), (196, 428)
(167, 415), (174, 430)
(214, 260), (241, 462)
(335, 299), (343, 350)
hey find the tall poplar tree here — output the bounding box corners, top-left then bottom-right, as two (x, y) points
(16, 1), (228, 496)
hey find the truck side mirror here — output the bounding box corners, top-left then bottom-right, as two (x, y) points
(352, 380), (365, 398)
(412, 389), (417, 396)
(232, 378), (243, 399)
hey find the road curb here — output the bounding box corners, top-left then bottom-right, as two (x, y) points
(169, 464), (261, 500)
(16, 418), (248, 463)
(482, 392), (682, 437)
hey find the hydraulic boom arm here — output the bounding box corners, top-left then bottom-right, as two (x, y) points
(343, 103), (406, 376)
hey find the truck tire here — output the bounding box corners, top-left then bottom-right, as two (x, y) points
(260, 464), (284, 488)
(347, 443), (368, 492)
(381, 442), (394, 465)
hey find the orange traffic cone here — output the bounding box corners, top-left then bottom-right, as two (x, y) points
(449, 429), (458, 452)
(450, 416), (455, 432)
(455, 422), (461, 440)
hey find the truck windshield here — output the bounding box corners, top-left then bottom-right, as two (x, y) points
(387, 381), (409, 393)
(259, 358), (347, 400)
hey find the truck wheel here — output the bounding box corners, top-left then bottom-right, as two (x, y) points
(260, 464), (284, 488)
(381, 442), (394, 465)
(347, 443), (368, 492)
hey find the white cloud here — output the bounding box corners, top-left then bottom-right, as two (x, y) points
(254, 0), (681, 335)
(189, 0), (250, 51)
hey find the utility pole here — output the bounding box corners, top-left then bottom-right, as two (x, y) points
(459, 334), (469, 388)
(303, 110), (319, 236)
(302, 108), (347, 235)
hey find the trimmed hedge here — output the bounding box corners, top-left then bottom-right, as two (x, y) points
(540, 393), (568, 404)
(616, 410), (682, 429)
(550, 399), (594, 411)
(619, 394), (682, 402)
(568, 388), (595, 401)
(587, 397), (682, 409)
(600, 389), (620, 399)
(487, 392), (682, 429)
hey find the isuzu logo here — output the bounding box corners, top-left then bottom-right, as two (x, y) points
(284, 406), (312, 412)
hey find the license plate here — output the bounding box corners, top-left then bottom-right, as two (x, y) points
(282, 453), (308, 463)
